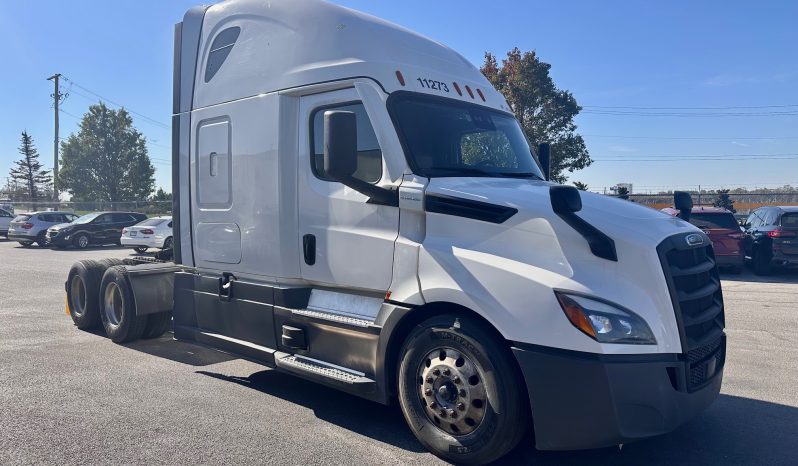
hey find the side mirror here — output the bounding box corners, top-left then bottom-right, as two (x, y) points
(674, 191), (693, 221)
(537, 143), (551, 181)
(324, 111), (358, 180)
(550, 185), (582, 214)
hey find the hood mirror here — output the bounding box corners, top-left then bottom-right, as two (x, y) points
(674, 191), (693, 222)
(550, 185), (582, 214)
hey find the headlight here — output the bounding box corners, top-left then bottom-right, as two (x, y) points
(555, 291), (656, 345)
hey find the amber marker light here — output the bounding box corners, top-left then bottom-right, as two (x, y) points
(395, 70), (406, 86)
(557, 293), (597, 339)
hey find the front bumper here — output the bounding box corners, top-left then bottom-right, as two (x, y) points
(512, 340), (724, 451)
(45, 231), (72, 246)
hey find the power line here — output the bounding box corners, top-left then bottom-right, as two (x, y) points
(61, 76), (170, 129)
(581, 109), (798, 117)
(582, 134), (798, 140)
(584, 104), (798, 110)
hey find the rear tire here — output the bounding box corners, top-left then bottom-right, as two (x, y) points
(134, 246), (148, 254)
(142, 312), (172, 339)
(397, 314), (528, 465)
(66, 260), (105, 329)
(19, 241), (33, 248)
(99, 266), (148, 343)
(162, 237), (173, 250)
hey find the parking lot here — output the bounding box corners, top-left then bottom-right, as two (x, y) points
(0, 238), (796, 465)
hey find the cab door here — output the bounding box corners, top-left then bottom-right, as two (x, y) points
(297, 88), (399, 293)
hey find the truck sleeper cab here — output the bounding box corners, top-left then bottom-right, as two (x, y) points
(66, 1), (725, 464)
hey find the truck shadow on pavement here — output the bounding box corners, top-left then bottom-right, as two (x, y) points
(122, 333), (238, 366)
(196, 369), (428, 454)
(196, 368), (798, 465)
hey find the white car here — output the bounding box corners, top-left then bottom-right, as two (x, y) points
(120, 216), (173, 253)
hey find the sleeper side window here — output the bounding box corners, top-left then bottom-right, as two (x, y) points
(310, 102), (383, 184)
(204, 26), (241, 83)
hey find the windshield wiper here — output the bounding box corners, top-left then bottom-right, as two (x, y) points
(496, 172), (543, 179)
(428, 168), (542, 179)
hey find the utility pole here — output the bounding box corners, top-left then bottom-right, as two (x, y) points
(47, 73), (62, 201)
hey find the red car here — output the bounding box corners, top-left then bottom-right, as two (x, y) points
(662, 206), (744, 272)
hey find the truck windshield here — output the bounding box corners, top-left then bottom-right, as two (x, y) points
(389, 93), (544, 179)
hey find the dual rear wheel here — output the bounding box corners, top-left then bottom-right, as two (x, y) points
(66, 259), (171, 342)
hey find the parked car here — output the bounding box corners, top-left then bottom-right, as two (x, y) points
(662, 206), (744, 272)
(0, 199), (13, 212)
(0, 208), (13, 237)
(47, 211), (147, 249)
(743, 206), (798, 275)
(120, 216), (173, 253)
(7, 211), (79, 247)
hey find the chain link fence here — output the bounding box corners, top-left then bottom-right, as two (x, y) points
(6, 200), (172, 216)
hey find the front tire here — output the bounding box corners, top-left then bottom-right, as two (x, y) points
(19, 241), (33, 248)
(134, 246), (148, 254)
(73, 233), (90, 249)
(100, 266), (148, 343)
(397, 315), (528, 465)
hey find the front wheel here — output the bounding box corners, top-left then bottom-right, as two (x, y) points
(397, 315), (528, 465)
(18, 241), (34, 248)
(134, 246), (148, 254)
(73, 233), (90, 249)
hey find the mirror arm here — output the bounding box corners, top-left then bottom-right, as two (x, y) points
(338, 176), (399, 207)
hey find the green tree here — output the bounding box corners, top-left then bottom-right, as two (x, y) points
(9, 131), (52, 201)
(713, 189), (736, 213)
(572, 181), (589, 191)
(481, 48), (591, 183)
(58, 103), (154, 201)
(150, 187), (172, 202)
(616, 186), (630, 200)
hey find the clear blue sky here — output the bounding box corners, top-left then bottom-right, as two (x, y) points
(1, 0), (796, 195)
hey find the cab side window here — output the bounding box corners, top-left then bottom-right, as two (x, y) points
(310, 102), (383, 184)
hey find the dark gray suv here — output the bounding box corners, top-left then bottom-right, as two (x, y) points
(743, 206), (798, 275)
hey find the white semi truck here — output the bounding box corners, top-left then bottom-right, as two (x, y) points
(64, 1), (725, 463)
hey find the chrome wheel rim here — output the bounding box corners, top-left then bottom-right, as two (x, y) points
(103, 282), (123, 328)
(417, 347), (487, 436)
(78, 235), (88, 248)
(69, 275), (87, 316)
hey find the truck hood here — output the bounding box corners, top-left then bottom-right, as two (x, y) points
(426, 177), (695, 246)
(420, 177), (700, 353)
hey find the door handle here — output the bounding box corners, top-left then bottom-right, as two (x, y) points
(209, 152), (218, 176)
(303, 234), (316, 265)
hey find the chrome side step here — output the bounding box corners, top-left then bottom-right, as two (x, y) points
(275, 353), (377, 393)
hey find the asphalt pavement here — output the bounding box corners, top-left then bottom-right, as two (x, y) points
(0, 238), (796, 465)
